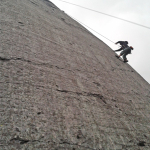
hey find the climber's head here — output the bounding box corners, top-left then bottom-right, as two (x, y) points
(130, 46), (134, 50)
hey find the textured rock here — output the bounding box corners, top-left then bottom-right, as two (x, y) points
(0, 0), (150, 149)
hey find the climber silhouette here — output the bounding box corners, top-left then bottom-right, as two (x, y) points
(114, 41), (133, 62)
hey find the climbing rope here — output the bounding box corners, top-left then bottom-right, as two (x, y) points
(70, 14), (115, 44)
(55, 0), (150, 30)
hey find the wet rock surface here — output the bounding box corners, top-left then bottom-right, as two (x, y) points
(0, 0), (150, 149)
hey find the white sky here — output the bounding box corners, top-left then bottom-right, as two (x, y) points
(50, 0), (150, 84)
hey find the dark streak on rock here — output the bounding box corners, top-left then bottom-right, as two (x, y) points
(55, 66), (64, 69)
(137, 141), (146, 146)
(93, 82), (101, 87)
(57, 89), (107, 104)
(0, 57), (10, 61)
(18, 22), (24, 24)
(37, 112), (41, 115)
(0, 57), (31, 63)
(57, 89), (69, 93)
(18, 22), (24, 26)
(87, 93), (103, 99)
(10, 136), (29, 145)
(29, 0), (39, 6)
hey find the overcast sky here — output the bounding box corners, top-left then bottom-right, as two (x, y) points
(50, 0), (150, 84)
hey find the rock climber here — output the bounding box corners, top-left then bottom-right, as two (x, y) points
(115, 41), (129, 51)
(115, 46), (134, 62)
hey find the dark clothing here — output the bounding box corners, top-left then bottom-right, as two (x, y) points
(120, 47), (132, 60)
(116, 41), (128, 48)
(115, 47), (124, 52)
(115, 41), (129, 51)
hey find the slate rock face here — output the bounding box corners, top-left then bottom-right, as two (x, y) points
(0, 0), (150, 149)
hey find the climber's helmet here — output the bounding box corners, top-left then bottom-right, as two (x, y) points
(130, 46), (134, 50)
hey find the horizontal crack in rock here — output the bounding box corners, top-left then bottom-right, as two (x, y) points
(10, 136), (29, 145)
(0, 57), (60, 69)
(0, 57), (31, 63)
(57, 89), (107, 104)
(0, 57), (10, 61)
(10, 135), (44, 145)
